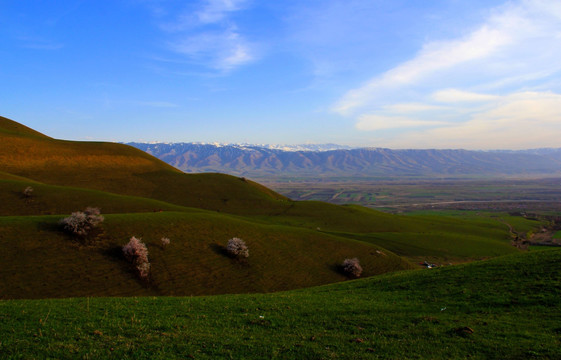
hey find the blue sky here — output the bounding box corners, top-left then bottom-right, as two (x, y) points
(1, 0), (561, 149)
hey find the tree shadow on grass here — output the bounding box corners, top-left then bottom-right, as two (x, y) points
(37, 220), (83, 245)
(210, 243), (229, 257)
(330, 263), (345, 276)
(209, 243), (249, 266)
(103, 245), (125, 260)
(37, 219), (107, 247)
(330, 263), (360, 279)
(37, 220), (60, 233)
(102, 245), (158, 290)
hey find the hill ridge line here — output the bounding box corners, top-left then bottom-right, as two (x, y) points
(127, 142), (561, 177)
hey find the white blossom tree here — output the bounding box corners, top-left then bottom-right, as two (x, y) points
(342, 258), (363, 277)
(226, 237), (249, 258)
(123, 236), (150, 280)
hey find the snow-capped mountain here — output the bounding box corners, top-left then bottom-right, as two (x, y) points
(127, 142), (561, 177)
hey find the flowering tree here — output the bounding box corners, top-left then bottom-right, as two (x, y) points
(342, 258), (363, 277)
(23, 186), (33, 198)
(122, 236), (150, 280)
(161, 237), (170, 248)
(226, 237), (249, 258)
(59, 207), (104, 237)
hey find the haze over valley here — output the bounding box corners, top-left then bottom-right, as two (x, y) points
(129, 142), (561, 178)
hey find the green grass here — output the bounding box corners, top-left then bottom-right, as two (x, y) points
(0, 181), (527, 298)
(0, 172), (529, 298)
(261, 204), (520, 263)
(326, 229), (516, 264)
(399, 210), (546, 237)
(0, 212), (412, 299)
(1, 249), (559, 359)
(0, 179), (192, 216)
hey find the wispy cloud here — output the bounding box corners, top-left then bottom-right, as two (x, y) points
(379, 91), (561, 149)
(356, 115), (448, 131)
(156, 0), (256, 72)
(383, 103), (447, 113)
(332, 7), (516, 115)
(431, 89), (500, 103)
(168, 25), (253, 71)
(196, 0), (250, 24)
(331, 0), (561, 149)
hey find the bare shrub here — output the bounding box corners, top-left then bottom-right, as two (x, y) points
(226, 237), (249, 258)
(161, 237), (170, 248)
(342, 258), (363, 278)
(122, 236), (150, 280)
(23, 186), (34, 198)
(59, 207), (104, 237)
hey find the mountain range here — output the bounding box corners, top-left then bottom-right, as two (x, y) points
(128, 142), (561, 177)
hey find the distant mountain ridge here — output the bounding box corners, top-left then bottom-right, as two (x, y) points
(136, 142), (354, 152)
(127, 142), (561, 177)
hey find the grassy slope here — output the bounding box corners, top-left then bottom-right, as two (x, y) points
(0, 116), (287, 215)
(0, 179), (192, 216)
(0, 212), (412, 299)
(1, 175), (522, 264)
(1, 249), (559, 359)
(0, 116), (543, 299)
(0, 116), (50, 139)
(0, 176), (525, 299)
(259, 202), (520, 263)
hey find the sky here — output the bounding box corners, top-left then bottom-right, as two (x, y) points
(1, 0), (561, 149)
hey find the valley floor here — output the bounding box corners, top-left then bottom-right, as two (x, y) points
(259, 177), (561, 213)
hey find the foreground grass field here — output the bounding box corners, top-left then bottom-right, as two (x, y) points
(1, 249), (560, 359)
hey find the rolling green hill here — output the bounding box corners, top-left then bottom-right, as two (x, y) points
(1, 249), (559, 359)
(0, 211), (412, 299)
(0, 116), (543, 299)
(0, 116), (287, 215)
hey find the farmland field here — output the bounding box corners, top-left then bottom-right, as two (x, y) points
(259, 177), (561, 213)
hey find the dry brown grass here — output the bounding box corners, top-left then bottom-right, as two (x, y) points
(0, 116), (51, 138)
(0, 117), (288, 214)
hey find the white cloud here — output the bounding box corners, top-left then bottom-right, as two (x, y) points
(196, 0), (249, 24)
(332, 22), (512, 115)
(157, 0), (255, 72)
(383, 103), (446, 113)
(331, 0), (561, 149)
(356, 115), (448, 131)
(374, 91), (561, 149)
(220, 41), (252, 69)
(169, 26), (254, 71)
(432, 89), (499, 103)
(333, 0), (561, 112)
